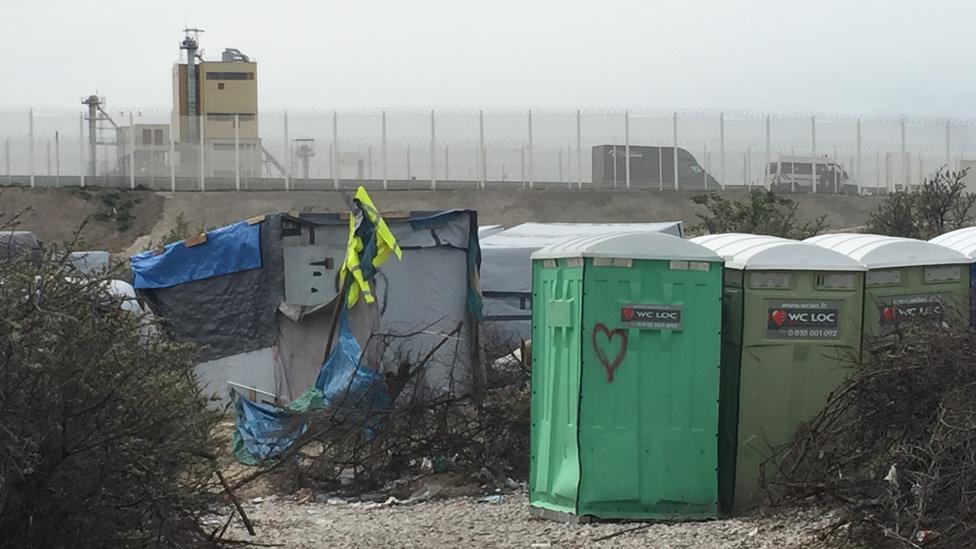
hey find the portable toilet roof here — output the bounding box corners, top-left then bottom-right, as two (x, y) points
(691, 233), (866, 271)
(805, 233), (971, 268)
(533, 231), (721, 262)
(931, 227), (976, 258)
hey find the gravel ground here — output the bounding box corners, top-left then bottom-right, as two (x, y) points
(223, 491), (837, 548)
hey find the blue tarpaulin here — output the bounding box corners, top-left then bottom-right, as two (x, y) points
(233, 308), (390, 464)
(130, 221), (262, 289)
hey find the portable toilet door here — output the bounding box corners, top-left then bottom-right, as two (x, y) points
(690, 233), (866, 515)
(806, 234), (972, 337)
(529, 232), (724, 521)
(930, 227), (976, 326)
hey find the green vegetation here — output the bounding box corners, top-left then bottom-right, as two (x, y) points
(690, 188), (828, 239)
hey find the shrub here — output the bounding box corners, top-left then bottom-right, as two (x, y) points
(868, 167), (975, 239)
(0, 247), (228, 548)
(691, 189), (828, 239)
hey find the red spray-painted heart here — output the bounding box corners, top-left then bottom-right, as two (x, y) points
(592, 323), (628, 383)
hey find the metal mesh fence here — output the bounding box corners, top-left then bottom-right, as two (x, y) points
(1, 107), (974, 193)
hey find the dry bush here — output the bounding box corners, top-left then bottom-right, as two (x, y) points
(0, 245), (232, 548)
(766, 325), (976, 548)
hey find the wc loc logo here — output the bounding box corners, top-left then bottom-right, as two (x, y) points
(766, 300), (842, 339)
(619, 303), (683, 330)
(879, 294), (946, 324)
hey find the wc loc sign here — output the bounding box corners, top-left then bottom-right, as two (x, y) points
(879, 293), (946, 324)
(619, 303), (683, 330)
(766, 300), (842, 339)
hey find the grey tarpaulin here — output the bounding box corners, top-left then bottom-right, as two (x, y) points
(139, 213), (285, 362)
(274, 296), (381, 402)
(479, 222), (683, 345)
(293, 210), (482, 396)
(0, 231), (42, 265)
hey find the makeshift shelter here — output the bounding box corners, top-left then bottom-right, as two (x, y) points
(131, 209), (482, 405)
(0, 230), (42, 265)
(530, 232), (724, 521)
(691, 233), (866, 514)
(480, 222), (683, 345)
(806, 233), (971, 337)
(930, 227), (976, 326)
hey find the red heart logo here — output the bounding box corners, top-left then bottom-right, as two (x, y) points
(770, 309), (786, 326)
(883, 306), (896, 321)
(622, 307), (635, 321)
(592, 323), (628, 383)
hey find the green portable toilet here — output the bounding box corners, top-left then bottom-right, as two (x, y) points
(529, 232), (724, 521)
(690, 233), (865, 514)
(929, 227), (976, 327)
(805, 233), (972, 337)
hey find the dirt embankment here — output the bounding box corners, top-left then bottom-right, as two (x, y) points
(2, 188), (883, 255)
(0, 187), (163, 253)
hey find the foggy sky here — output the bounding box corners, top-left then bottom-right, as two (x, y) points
(2, 0), (974, 116)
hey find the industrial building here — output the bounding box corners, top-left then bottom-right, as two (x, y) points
(171, 29), (262, 178)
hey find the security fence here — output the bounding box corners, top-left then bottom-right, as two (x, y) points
(2, 107), (975, 193)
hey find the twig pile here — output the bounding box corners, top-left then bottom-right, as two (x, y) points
(766, 326), (976, 548)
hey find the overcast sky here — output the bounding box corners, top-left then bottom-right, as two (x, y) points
(2, 0), (974, 116)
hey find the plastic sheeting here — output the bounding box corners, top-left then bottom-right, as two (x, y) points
(139, 215), (284, 362)
(275, 297), (381, 402)
(233, 309), (390, 464)
(131, 221), (262, 289)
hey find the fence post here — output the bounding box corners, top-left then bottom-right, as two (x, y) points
(5, 139), (10, 186)
(528, 110), (534, 189)
(918, 149), (924, 184)
(169, 119), (176, 192)
(381, 111), (388, 190)
(900, 118), (907, 190)
(333, 110), (340, 190)
(719, 112), (725, 190)
(55, 132), (60, 187)
(624, 110), (631, 189)
(576, 110), (582, 190)
(833, 146), (839, 192)
(129, 112), (136, 190)
(430, 110), (436, 190)
(945, 119), (951, 168)
(520, 145), (525, 187)
(29, 109), (35, 188)
(764, 115), (771, 188)
(856, 118), (862, 194)
(672, 112), (679, 190)
(79, 113), (86, 188)
(810, 115), (817, 193)
(198, 115), (206, 191)
(703, 144), (709, 189)
(559, 148), (564, 184)
(283, 111), (290, 190)
(233, 114), (241, 191)
(478, 113), (486, 188)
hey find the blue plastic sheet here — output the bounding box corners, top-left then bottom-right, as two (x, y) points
(233, 308), (390, 464)
(231, 392), (307, 464)
(130, 221), (262, 289)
